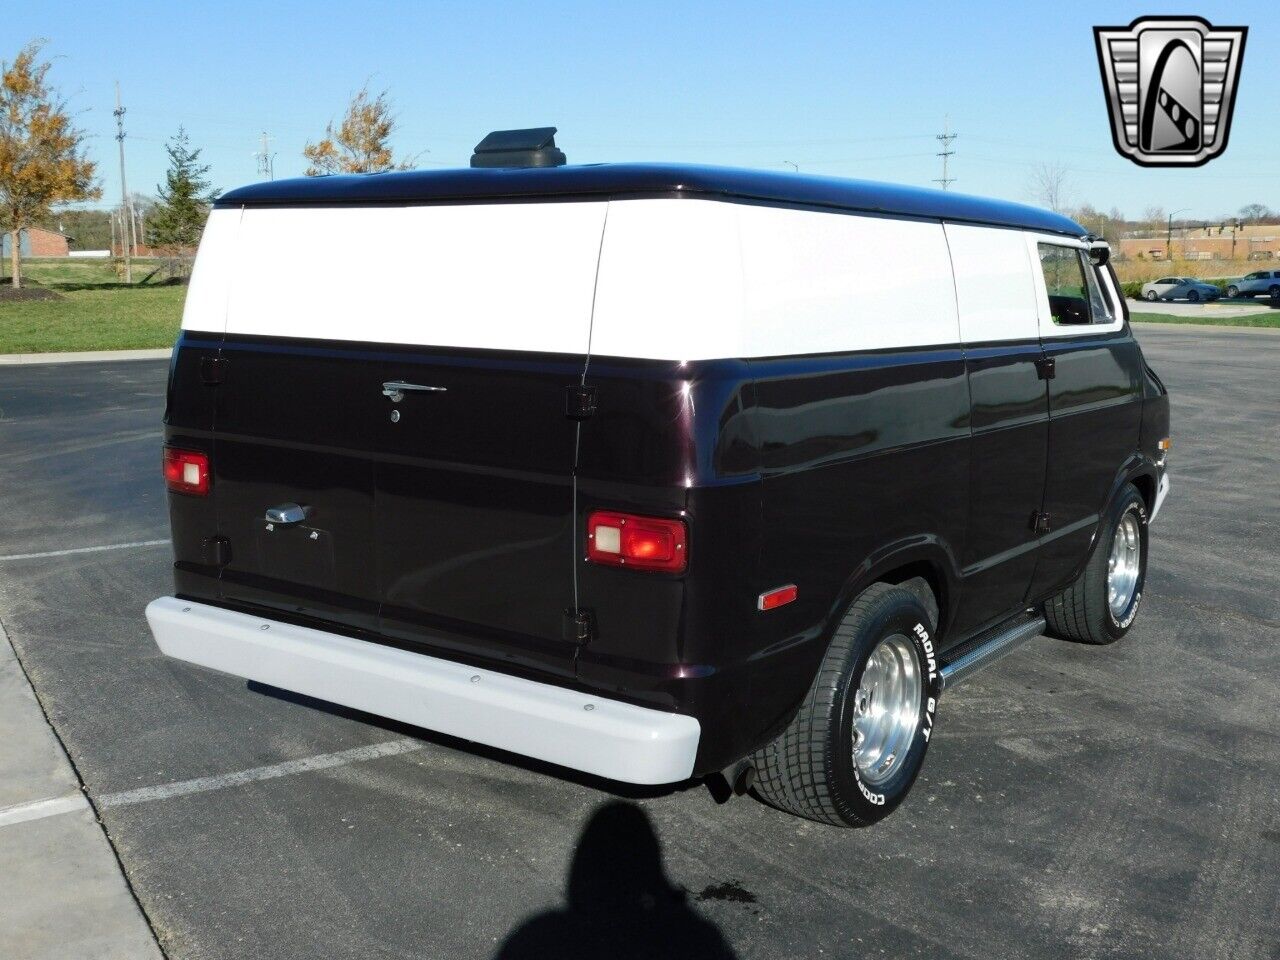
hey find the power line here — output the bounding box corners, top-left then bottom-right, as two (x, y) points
(934, 116), (957, 190)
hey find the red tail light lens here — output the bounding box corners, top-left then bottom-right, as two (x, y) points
(758, 584), (798, 611)
(587, 511), (688, 573)
(163, 447), (210, 496)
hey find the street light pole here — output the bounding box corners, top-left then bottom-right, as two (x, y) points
(1166, 208), (1190, 261)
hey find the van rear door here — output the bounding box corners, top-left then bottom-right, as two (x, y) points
(215, 206), (390, 634)
(212, 202), (607, 676)
(370, 202), (608, 679)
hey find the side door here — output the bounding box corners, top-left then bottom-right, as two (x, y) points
(1026, 236), (1143, 600)
(944, 223), (1049, 634)
(371, 200), (608, 681)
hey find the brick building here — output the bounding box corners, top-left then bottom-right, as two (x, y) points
(1, 226), (72, 258)
(1117, 223), (1280, 262)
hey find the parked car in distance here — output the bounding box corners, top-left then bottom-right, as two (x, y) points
(1224, 270), (1280, 299)
(147, 130), (1171, 828)
(1140, 277), (1221, 302)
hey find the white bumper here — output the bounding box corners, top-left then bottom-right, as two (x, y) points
(1152, 471), (1170, 522)
(145, 597), (700, 785)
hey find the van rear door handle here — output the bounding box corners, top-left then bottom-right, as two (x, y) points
(382, 381), (448, 402)
(265, 503), (310, 524)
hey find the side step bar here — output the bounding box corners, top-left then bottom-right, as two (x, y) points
(939, 613), (1047, 690)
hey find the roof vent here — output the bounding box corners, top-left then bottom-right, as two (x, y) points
(470, 127), (566, 168)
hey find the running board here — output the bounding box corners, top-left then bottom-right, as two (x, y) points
(939, 613), (1047, 690)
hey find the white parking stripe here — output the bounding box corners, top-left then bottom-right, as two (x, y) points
(0, 792), (91, 827)
(0, 740), (426, 829)
(98, 739), (425, 809)
(0, 539), (170, 562)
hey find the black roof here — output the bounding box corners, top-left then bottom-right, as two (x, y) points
(217, 163), (1086, 236)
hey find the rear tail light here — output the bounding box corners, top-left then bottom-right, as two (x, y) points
(163, 447), (210, 496)
(587, 511), (687, 573)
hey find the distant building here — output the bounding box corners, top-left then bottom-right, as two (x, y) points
(1116, 222), (1280, 261)
(1, 226), (72, 258)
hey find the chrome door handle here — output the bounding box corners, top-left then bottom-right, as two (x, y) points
(382, 381), (447, 402)
(264, 503), (310, 524)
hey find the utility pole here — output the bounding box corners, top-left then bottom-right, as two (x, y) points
(255, 132), (276, 180)
(1166, 208), (1189, 261)
(114, 82), (133, 283)
(934, 116), (957, 190)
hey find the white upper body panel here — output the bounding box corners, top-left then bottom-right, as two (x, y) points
(590, 199), (961, 360)
(187, 202), (608, 354)
(183, 197), (1104, 359)
(945, 223), (1041, 344)
(182, 208), (242, 333)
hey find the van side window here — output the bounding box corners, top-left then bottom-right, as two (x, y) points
(1085, 262), (1115, 322)
(1036, 243), (1103, 326)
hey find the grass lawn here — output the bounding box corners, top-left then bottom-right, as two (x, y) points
(0, 286), (184, 353)
(11, 257), (125, 286)
(1129, 311), (1280, 328)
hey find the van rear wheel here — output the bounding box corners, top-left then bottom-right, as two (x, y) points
(750, 583), (940, 827)
(1044, 484), (1148, 645)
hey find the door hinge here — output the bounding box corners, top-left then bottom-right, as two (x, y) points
(200, 355), (226, 385)
(1035, 356), (1056, 380)
(563, 608), (596, 645)
(565, 384), (598, 421)
(1031, 512), (1051, 536)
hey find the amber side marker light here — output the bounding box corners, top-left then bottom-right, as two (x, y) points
(586, 511), (687, 573)
(1158, 438), (1172, 451)
(163, 447), (210, 496)
(758, 584), (798, 611)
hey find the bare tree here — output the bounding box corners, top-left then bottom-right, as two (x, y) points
(1238, 203), (1272, 224)
(1029, 162), (1071, 214)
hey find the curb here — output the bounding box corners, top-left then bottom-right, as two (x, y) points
(1131, 321), (1280, 335)
(0, 348), (171, 366)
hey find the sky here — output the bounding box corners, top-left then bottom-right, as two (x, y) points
(7, 0), (1277, 222)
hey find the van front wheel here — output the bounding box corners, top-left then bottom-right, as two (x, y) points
(1044, 485), (1148, 645)
(751, 583), (940, 827)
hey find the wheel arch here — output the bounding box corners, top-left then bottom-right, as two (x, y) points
(823, 537), (960, 648)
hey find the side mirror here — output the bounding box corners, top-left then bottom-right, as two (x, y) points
(1088, 243), (1111, 266)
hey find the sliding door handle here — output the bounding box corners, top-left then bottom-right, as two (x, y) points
(382, 381), (448, 402)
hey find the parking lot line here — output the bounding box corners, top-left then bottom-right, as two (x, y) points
(0, 740), (426, 827)
(0, 539), (170, 562)
(0, 793), (91, 828)
(98, 738), (425, 809)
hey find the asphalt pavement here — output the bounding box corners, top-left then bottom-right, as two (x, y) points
(0, 328), (1277, 960)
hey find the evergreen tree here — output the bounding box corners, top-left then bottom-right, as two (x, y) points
(149, 127), (218, 254)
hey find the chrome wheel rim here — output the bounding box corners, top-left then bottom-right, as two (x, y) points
(1107, 513), (1142, 618)
(851, 634), (922, 786)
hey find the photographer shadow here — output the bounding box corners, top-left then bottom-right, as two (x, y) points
(494, 801), (739, 960)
